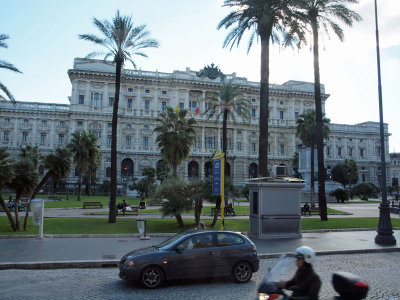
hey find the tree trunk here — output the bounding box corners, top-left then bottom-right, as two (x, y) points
(88, 173), (92, 196)
(311, 19), (328, 221)
(310, 144), (315, 208)
(259, 32), (271, 177)
(175, 213), (184, 227)
(173, 165), (177, 178)
(109, 59), (122, 223)
(77, 173), (82, 201)
(23, 170), (52, 231)
(14, 193), (21, 230)
(211, 197), (221, 227)
(194, 199), (203, 224)
(0, 195), (17, 231)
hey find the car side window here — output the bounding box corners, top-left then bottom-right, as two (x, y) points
(192, 233), (214, 249)
(217, 233), (244, 247)
(178, 237), (195, 250)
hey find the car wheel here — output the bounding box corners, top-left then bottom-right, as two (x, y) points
(232, 261), (252, 283)
(140, 266), (164, 289)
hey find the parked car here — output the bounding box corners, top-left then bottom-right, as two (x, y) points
(119, 229), (259, 288)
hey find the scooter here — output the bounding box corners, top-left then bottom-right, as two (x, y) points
(257, 254), (369, 300)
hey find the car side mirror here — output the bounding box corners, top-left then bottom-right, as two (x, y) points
(175, 245), (184, 253)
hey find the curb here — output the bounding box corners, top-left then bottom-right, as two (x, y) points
(1, 247), (399, 270)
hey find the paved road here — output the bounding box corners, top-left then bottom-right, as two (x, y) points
(0, 252), (399, 300)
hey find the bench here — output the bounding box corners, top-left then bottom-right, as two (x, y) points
(210, 207), (235, 217)
(83, 201), (103, 209)
(118, 205), (139, 215)
(49, 195), (62, 201)
(301, 206), (319, 216)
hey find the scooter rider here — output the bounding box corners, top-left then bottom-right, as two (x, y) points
(277, 246), (321, 300)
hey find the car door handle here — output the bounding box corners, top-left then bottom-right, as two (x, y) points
(208, 251), (214, 255)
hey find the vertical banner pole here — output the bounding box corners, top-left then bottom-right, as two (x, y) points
(39, 199), (44, 239)
(221, 154), (225, 230)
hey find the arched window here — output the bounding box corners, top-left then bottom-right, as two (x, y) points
(121, 158), (134, 178)
(204, 161), (213, 178)
(106, 167), (111, 178)
(188, 161), (199, 180)
(249, 163), (258, 178)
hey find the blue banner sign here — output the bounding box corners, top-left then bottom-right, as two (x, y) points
(212, 159), (221, 195)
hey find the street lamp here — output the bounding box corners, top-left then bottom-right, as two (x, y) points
(373, 0), (396, 245)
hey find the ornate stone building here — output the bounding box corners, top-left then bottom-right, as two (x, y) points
(0, 58), (391, 192)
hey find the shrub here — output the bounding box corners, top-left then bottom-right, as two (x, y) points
(353, 183), (380, 201)
(329, 188), (349, 203)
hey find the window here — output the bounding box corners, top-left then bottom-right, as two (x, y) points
(349, 148), (353, 156)
(24, 119), (29, 124)
(127, 99), (132, 109)
(40, 133), (46, 144)
(128, 88), (133, 93)
(3, 131), (9, 142)
(237, 107), (241, 116)
(59, 121), (65, 126)
(106, 167), (111, 177)
(206, 137), (214, 150)
(59, 134), (64, 145)
(77, 120), (83, 126)
(280, 144), (284, 154)
(22, 132), (28, 142)
(327, 147), (330, 156)
(5, 118), (10, 123)
(107, 135), (112, 147)
(280, 111), (284, 119)
(237, 141), (242, 151)
(377, 147), (381, 156)
(267, 144), (270, 153)
(126, 136), (131, 147)
(161, 102), (167, 111)
(279, 133), (284, 138)
(126, 124), (131, 129)
(42, 120), (47, 125)
(108, 123), (112, 128)
(338, 138), (341, 141)
(189, 101), (198, 112)
(217, 233), (244, 247)
(251, 109), (256, 118)
(109, 97), (114, 106)
(251, 131), (256, 136)
(90, 130), (101, 139)
(280, 101), (284, 105)
(338, 147), (342, 156)
(251, 98), (256, 103)
(79, 95), (84, 104)
(145, 89), (150, 94)
(144, 125), (149, 130)
(179, 102), (184, 111)
(349, 138), (352, 141)
(162, 90), (167, 95)
(143, 136), (149, 147)
(144, 100), (150, 110)
(360, 149), (364, 157)
(360, 139), (363, 142)
(237, 130), (242, 135)
(90, 92), (102, 106)
(295, 112), (299, 120)
(251, 143), (256, 152)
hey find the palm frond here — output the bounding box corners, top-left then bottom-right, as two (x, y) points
(0, 81), (16, 102)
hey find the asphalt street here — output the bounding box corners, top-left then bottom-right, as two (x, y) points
(0, 252), (398, 300)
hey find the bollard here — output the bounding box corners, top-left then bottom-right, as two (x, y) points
(136, 218), (150, 240)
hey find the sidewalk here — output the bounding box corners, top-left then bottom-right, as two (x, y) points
(0, 230), (399, 270)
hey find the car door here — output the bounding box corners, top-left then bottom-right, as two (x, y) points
(168, 232), (217, 279)
(213, 232), (247, 276)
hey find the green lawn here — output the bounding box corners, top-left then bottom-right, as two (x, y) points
(1, 216), (398, 235)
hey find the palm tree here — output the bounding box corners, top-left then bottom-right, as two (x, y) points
(154, 107), (197, 177)
(204, 80), (250, 157)
(19, 145), (40, 168)
(0, 34), (22, 101)
(85, 136), (101, 196)
(8, 158), (38, 230)
(296, 110), (330, 209)
(68, 131), (99, 201)
(296, 0), (361, 220)
(79, 10), (159, 223)
(0, 148), (16, 231)
(23, 147), (72, 231)
(218, 0), (305, 177)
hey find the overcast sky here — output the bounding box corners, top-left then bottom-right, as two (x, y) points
(1, 0), (399, 151)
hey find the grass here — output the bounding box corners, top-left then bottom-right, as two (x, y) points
(1, 216), (398, 235)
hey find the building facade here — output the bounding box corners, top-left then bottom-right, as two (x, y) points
(0, 58), (391, 193)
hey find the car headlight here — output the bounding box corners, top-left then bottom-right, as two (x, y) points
(124, 259), (135, 266)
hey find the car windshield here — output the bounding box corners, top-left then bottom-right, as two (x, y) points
(156, 231), (188, 248)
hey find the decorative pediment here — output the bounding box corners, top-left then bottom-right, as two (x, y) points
(197, 63), (224, 80)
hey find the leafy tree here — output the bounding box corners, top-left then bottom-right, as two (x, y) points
(8, 159), (38, 230)
(353, 183), (379, 201)
(186, 180), (206, 225)
(296, 0), (361, 220)
(79, 10), (159, 223)
(241, 185), (249, 201)
(296, 110), (330, 208)
(129, 167), (156, 200)
(331, 159), (358, 197)
(0, 148), (16, 231)
(218, 0), (305, 177)
(153, 178), (192, 227)
(204, 80), (250, 157)
(68, 131), (99, 201)
(154, 107), (197, 177)
(99, 179), (111, 195)
(23, 146), (72, 230)
(329, 188), (349, 203)
(85, 138), (101, 196)
(156, 160), (170, 183)
(0, 34), (22, 101)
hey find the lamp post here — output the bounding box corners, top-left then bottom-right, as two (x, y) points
(374, 0), (396, 245)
